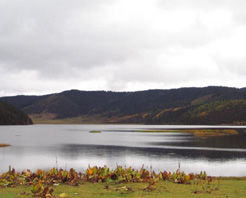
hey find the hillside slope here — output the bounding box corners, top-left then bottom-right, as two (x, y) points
(0, 102), (33, 125)
(145, 99), (246, 125)
(0, 86), (245, 125)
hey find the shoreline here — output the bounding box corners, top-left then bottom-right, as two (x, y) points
(0, 167), (246, 198)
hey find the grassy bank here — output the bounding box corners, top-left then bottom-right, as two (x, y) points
(1, 179), (246, 198)
(1, 167), (246, 198)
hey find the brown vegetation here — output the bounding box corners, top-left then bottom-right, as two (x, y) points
(135, 129), (239, 138)
(0, 144), (10, 147)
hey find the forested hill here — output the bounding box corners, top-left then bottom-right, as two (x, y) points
(0, 102), (33, 125)
(0, 86), (245, 125)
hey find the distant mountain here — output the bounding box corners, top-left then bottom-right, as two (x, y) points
(0, 86), (245, 125)
(0, 102), (33, 125)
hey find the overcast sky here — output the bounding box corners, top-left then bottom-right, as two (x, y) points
(0, 0), (245, 96)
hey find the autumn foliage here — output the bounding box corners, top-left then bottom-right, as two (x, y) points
(0, 166), (212, 197)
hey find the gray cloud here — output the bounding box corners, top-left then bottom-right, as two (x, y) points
(0, 0), (245, 96)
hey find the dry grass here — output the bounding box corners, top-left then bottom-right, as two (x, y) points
(30, 115), (106, 124)
(0, 144), (10, 147)
(135, 129), (239, 138)
(186, 129), (238, 138)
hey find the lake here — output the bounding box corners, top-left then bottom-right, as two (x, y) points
(0, 124), (246, 176)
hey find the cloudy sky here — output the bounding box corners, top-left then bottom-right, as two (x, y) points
(0, 0), (245, 96)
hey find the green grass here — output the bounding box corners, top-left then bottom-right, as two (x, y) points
(89, 130), (102, 133)
(1, 179), (246, 198)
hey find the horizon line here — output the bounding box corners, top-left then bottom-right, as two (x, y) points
(1, 85), (245, 98)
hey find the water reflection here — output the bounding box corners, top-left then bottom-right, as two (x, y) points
(0, 124), (246, 176)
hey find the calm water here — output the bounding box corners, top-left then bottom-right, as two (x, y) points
(0, 124), (246, 176)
